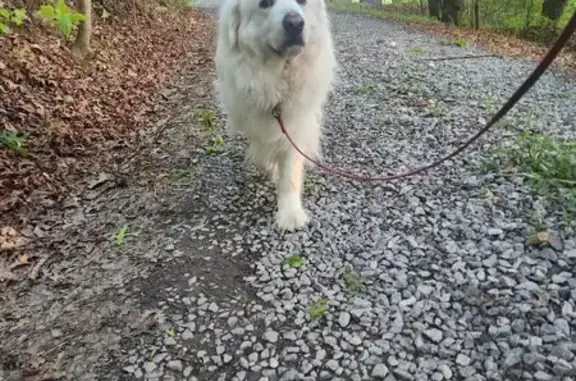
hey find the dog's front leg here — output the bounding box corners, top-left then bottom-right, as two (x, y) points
(275, 147), (308, 231)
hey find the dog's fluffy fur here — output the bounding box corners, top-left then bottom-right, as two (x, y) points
(214, 0), (336, 231)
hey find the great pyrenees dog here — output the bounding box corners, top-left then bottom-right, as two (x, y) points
(214, 0), (337, 231)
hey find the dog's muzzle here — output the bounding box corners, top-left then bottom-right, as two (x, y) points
(282, 12), (305, 49)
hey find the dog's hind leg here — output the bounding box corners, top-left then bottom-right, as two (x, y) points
(275, 147), (308, 231)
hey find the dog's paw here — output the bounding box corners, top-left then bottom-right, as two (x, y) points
(275, 206), (309, 232)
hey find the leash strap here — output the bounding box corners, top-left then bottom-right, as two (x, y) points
(274, 10), (576, 183)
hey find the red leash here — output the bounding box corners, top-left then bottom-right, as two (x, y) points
(274, 10), (576, 184)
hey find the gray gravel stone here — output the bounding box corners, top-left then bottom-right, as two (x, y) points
(166, 360), (183, 372)
(371, 364), (389, 378)
(338, 312), (351, 328)
(423, 328), (443, 343)
(455, 354), (471, 366)
(264, 330), (279, 343)
(143, 362), (157, 373)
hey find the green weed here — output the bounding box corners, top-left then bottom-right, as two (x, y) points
(111, 224), (132, 246)
(199, 109), (216, 130)
(169, 167), (196, 188)
(0, 7), (26, 34)
(37, 0), (85, 36)
(342, 266), (363, 293)
(409, 46), (426, 55)
(205, 134), (224, 154)
(1, 130), (28, 155)
(441, 37), (470, 47)
(357, 84), (377, 94)
(307, 298), (328, 319)
(283, 255), (306, 268)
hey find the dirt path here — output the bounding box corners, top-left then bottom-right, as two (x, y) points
(2, 6), (576, 381)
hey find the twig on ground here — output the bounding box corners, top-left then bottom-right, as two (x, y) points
(29, 256), (49, 280)
(418, 53), (502, 62)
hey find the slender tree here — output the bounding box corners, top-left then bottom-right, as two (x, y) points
(429, 0), (442, 20)
(72, 0), (92, 60)
(441, 0), (462, 25)
(473, 0), (480, 29)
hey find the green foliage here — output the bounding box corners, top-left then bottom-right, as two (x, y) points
(111, 224), (130, 245)
(329, 0), (576, 44)
(0, 7), (27, 35)
(283, 255), (306, 268)
(441, 36), (470, 47)
(1, 130), (28, 155)
(169, 167), (196, 188)
(357, 84), (377, 94)
(205, 134), (224, 154)
(200, 109), (216, 129)
(342, 266), (363, 293)
(409, 46), (426, 55)
(491, 132), (576, 222)
(166, 328), (176, 337)
(37, 0), (85, 37)
(307, 298), (328, 319)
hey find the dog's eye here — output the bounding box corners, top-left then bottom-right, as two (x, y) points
(296, 0), (306, 4)
(259, 0), (274, 8)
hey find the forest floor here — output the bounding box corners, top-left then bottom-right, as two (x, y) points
(1, 2), (576, 381)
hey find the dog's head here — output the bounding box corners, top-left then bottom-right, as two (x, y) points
(218, 0), (326, 58)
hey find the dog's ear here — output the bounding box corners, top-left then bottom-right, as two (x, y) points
(219, 0), (241, 49)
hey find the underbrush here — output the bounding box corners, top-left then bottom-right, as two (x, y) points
(328, 1), (576, 50)
(488, 132), (576, 225)
(327, 1), (576, 72)
(0, 0), (214, 222)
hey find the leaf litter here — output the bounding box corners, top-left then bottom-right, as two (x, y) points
(0, 1), (214, 226)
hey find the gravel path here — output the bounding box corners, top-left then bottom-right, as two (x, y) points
(109, 10), (575, 381)
(3, 8), (576, 381)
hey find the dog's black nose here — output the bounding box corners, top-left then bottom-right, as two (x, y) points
(282, 12), (304, 37)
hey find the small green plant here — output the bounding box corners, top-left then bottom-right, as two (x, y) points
(37, 0), (85, 36)
(111, 224), (130, 246)
(307, 298), (328, 319)
(1, 130), (28, 155)
(454, 37), (470, 47)
(0, 7), (26, 34)
(441, 37), (470, 47)
(148, 347), (157, 361)
(169, 167), (196, 188)
(409, 46), (425, 55)
(357, 84), (377, 94)
(342, 266), (363, 293)
(283, 255), (306, 268)
(200, 109), (216, 129)
(205, 134), (224, 154)
(478, 186), (500, 205)
(166, 328), (176, 337)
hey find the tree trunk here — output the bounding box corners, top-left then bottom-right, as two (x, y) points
(72, 0), (92, 60)
(441, 0), (462, 25)
(420, 0), (426, 15)
(542, 0), (569, 22)
(473, 0), (480, 29)
(429, 0), (442, 19)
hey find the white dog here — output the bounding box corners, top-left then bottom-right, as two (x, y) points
(214, 0), (337, 231)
